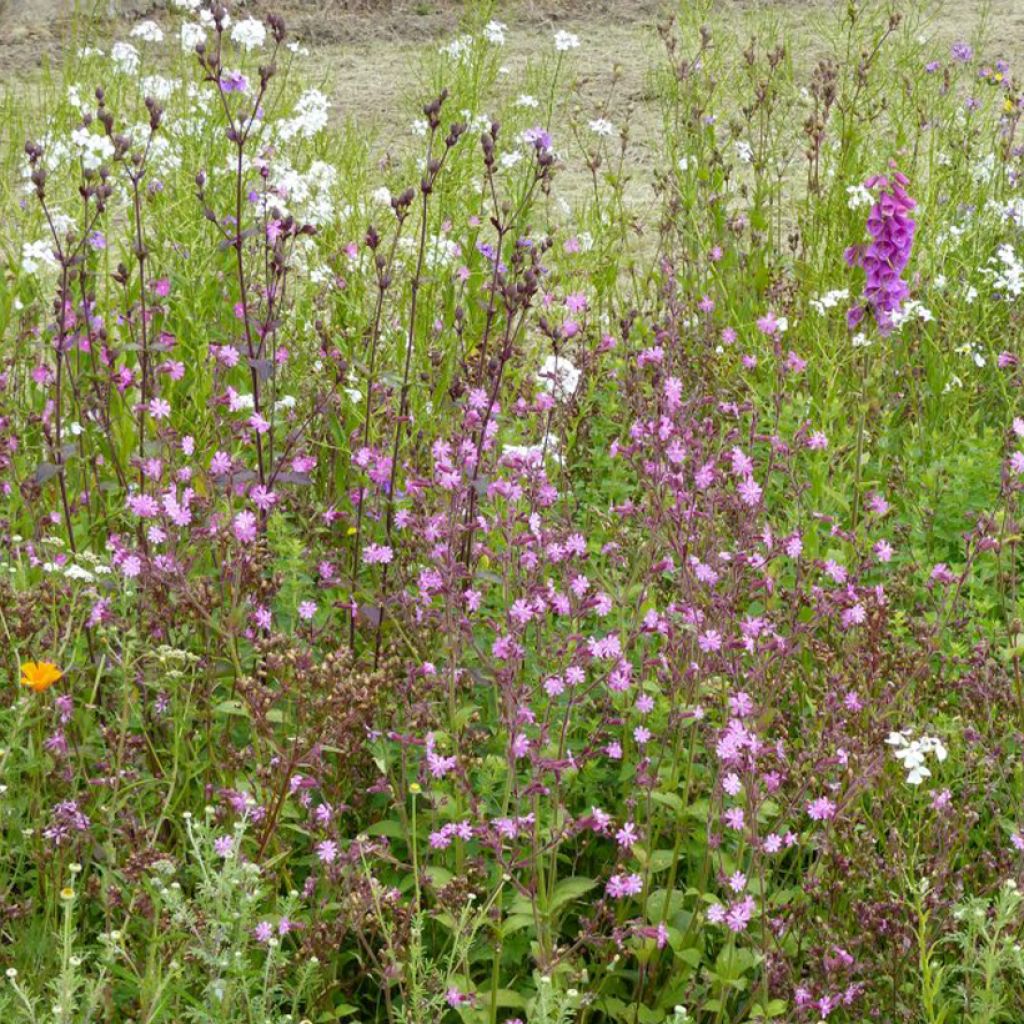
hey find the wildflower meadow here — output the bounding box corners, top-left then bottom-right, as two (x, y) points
(4, 0), (1024, 1021)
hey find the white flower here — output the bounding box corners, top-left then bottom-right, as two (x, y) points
(846, 183), (873, 209)
(502, 441), (562, 465)
(170, 0), (200, 9)
(277, 88), (330, 141)
(441, 34), (472, 60)
(889, 300), (934, 329)
(77, 46), (104, 57)
(972, 153), (996, 183)
(142, 75), (178, 101)
(410, 118), (428, 136)
(888, 731), (947, 786)
(286, 40), (309, 55)
(21, 240), (57, 274)
(515, 94), (539, 109)
(537, 354), (581, 398)
(677, 154), (695, 172)
(67, 84), (89, 113)
(64, 565), (95, 583)
(71, 127), (115, 171)
(371, 186), (392, 207)
(483, 20), (506, 45)
(809, 288), (850, 315)
(130, 21), (163, 43)
(180, 22), (206, 51)
(981, 243), (1024, 298)
(554, 30), (580, 51)
(734, 140), (753, 163)
(499, 150), (523, 170)
(111, 42), (140, 73)
(589, 117), (615, 137)
(231, 17), (266, 51)
(199, 8), (229, 29)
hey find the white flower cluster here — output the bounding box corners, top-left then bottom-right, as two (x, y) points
(131, 21), (164, 44)
(981, 243), (1024, 298)
(808, 288), (850, 315)
(554, 30), (580, 52)
(483, 20), (506, 46)
(846, 183), (874, 209)
(440, 34), (474, 61)
(70, 126), (115, 170)
(886, 731), (948, 786)
(231, 17), (266, 51)
(268, 159), (341, 225)
(22, 240), (58, 274)
(277, 89), (330, 141)
(111, 41), (140, 73)
(180, 22), (206, 51)
(537, 354), (581, 399)
(142, 75), (179, 102)
(889, 299), (934, 330)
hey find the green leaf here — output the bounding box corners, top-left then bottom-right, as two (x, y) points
(549, 876), (597, 911)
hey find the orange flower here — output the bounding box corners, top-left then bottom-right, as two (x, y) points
(20, 661), (63, 693)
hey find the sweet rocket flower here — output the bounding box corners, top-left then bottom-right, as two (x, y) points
(951, 41), (974, 63)
(845, 171), (917, 334)
(219, 70), (249, 93)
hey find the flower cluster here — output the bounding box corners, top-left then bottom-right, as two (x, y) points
(845, 170), (917, 333)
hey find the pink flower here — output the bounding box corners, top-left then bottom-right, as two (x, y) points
(725, 895), (756, 932)
(807, 797), (836, 821)
(316, 839), (338, 864)
(605, 873), (643, 898)
(737, 476), (762, 506)
(233, 510), (258, 544)
(615, 821), (638, 848)
(698, 629), (722, 653)
(364, 543), (394, 565)
(149, 397), (171, 420)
